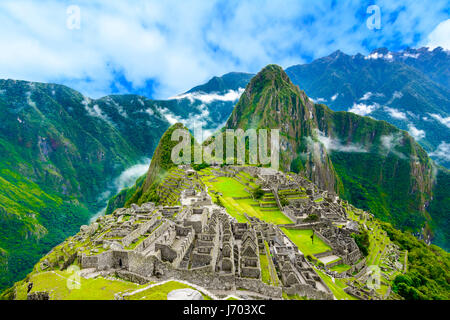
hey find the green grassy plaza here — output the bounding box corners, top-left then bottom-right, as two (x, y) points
(280, 228), (331, 256)
(199, 170), (292, 225)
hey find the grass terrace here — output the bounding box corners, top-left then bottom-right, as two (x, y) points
(200, 169), (292, 225)
(329, 264), (352, 273)
(280, 228), (331, 256)
(313, 268), (357, 300)
(14, 270), (145, 300)
(259, 241), (280, 286)
(124, 281), (213, 300)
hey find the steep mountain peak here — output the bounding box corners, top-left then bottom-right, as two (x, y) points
(328, 49), (345, 58)
(127, 122), (195, 205)
(141, 122), (187, 190)
(225, 65), (339, 192)
(186, 71), (254, 94)
(226, 63), (307, 130)
(245, 64), (293, 92)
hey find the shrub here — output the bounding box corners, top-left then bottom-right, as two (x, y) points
(253, 186), (264, 199)
(193, 163), (210, 171)
(304, 214), (319, 222)
(351, 230), (370, 256)
(279, 194), (289, 206)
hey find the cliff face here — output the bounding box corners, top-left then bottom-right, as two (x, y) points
(225, 64), (437, 243)
(314, 104), (434, 230)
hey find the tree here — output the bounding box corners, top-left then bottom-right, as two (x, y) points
(351, 231), (370, 256)
(279, 194), (289, 206)
(216, 196), (224, 208)
(253, 186), (264, 199)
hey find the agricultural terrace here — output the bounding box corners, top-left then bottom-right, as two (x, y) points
(198, 168), (292, 225)
(345, 205), (406, 297)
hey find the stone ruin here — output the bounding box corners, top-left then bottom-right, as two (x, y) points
(71, 165), (382, 300)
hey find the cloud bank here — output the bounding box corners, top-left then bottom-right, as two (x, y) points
(429, 142), (450, 163)
(348, 102), (380, 116)
(316, 130), (368, 153)
(0, 0), (448, 99)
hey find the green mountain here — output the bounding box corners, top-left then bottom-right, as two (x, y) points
(226, 64), (340, 192)
(186, 72), (254, 94)
(0, 80), (146, 290)
(0, 71), (250, 290)
(224, 64), (447, 250)
(285, 48), (450, 168)
(126, 123), (196, 206)
(0, 80), (181, 290)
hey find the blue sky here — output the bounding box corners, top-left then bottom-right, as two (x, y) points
(0, 0), (448, 99)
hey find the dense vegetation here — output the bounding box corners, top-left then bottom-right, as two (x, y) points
(351, 230), (370, 257)
(252, 186), (264, 199)
(126, 123), (196, 206)
(381, 222), (450, 300)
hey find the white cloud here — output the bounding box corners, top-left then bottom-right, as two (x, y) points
(359, 92), (384, 101)
(92, 157), (151, 222)
(408, 124), (426, 140)
(364, 52), (393, 61)
(330, 93), (338, 101)
(348, 102), (379, 116)
(384, 106), (407, 120)
(169, 88), (244, 103)
(156, 103), (217, 141)
(82, 98), (111, 123)
(359, 92), (373, 101)
(380, 133), (407, 159)
(156, 106), (183, 125)
(310, 97), (326, 103)
(316, 130), (368, 153)
(428, 113), (450, 128)
(423, 19), (450, 50)
(392, 91), (403, 100)
(113, 158), (151, 192)
(145, 108), (154, 116)
(0, 1), (448, 100)
(429, 141), (450, 162)
(402, 52), (420, 59)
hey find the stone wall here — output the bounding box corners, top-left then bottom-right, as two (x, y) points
(236, 278), (282, 299)
(283, 284), (333, 300)
(122, 216), (159, 247)
(240, 267), (260, 279)
(133, 221), (168, 253)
